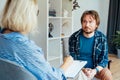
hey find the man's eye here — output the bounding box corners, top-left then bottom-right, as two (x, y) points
(89, 21), (92, 23)
(83, 21), (87, 23)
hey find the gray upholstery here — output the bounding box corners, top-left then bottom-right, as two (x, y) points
(0, 58), (37, 80)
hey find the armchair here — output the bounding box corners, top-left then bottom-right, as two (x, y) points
(0, 58), (37, 80)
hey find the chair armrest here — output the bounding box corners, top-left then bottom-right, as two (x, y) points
(108, 60), (113, 69)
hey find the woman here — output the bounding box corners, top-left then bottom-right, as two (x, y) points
(0, 0), (73, 80)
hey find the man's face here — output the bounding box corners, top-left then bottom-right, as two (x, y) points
(81, 15), (98, 34)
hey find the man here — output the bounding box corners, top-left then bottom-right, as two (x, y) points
(69, 10), (112, 80)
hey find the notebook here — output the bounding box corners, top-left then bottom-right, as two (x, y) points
(65, 60), (87, 79)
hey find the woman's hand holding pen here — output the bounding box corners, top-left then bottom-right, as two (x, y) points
(60, 56), (73, 72)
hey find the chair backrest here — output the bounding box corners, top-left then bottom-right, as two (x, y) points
(0, 58), (37, 80)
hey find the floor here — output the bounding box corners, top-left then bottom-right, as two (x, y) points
(109, 54), (120, 80)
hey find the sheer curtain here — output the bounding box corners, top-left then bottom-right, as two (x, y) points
(107, 0), (120, 54)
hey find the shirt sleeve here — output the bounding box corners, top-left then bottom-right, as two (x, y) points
(69, 35), (77, 60)
(97, 36), (108, 68)
(23, 47), (67, 80)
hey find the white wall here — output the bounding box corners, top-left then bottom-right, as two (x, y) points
(0, 0), (6, 12)
(0, 0), (6, 25)
(72, 0), (109, 35)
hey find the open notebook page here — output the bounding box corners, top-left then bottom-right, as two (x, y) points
(65, 60), (87, 79)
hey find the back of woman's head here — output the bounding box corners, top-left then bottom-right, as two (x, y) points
(0, 0), (38, 33)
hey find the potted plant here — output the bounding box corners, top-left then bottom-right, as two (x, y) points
(112, 31), (120, 58)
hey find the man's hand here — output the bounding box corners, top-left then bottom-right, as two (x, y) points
(82, 68), (97, 79)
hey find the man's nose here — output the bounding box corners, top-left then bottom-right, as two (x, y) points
(86, 22), (90, 27)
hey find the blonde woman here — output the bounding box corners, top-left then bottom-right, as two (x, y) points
(0, 0), (73, 80)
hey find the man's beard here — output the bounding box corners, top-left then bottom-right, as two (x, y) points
(83, 30), (93, 34)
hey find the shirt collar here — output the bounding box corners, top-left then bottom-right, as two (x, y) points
(0, 32), (28, 40)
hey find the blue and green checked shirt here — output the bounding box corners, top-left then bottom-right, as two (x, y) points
(69, 29), (108, 68)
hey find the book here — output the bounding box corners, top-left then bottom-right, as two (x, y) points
(65, 60), (87, 79)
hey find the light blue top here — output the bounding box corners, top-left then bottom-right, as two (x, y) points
(0, 32), (66, 80)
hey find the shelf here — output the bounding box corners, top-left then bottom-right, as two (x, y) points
(49, 0), (61, 17)
(48, 37), (61, 40)
(61, 18), (72, 36)
(49, 17), (62, 19)
(62, 17), (72, 19)
(48, 56), (61, 61)
(48, 18), (61, 38)
(48, 39), (61, 57)
(47, 0), (72, 67)
(61, 35), (70, 38)
(49, 58), (62, 68)
(62, 0), (72, 17)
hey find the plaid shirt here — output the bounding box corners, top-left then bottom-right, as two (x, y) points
(69, 29), (108, 68)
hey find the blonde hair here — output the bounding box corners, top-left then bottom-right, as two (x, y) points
(0, 0), (38, 33)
